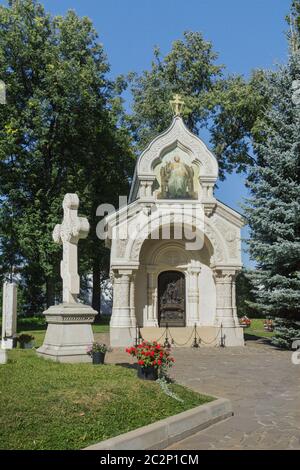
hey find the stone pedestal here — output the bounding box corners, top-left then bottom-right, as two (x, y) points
(37, 303), (97, 363)
(220, 326), (244, 347)
(0, 346), (8, 364)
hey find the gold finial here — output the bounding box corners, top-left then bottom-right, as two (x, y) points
(169, 93), (185, 116)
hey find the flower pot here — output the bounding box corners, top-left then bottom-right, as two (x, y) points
(20, 341), (34, 349)
(92, 351), (105, 364)
(137, 365), (158, 381)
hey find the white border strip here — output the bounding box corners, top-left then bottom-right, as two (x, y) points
(84, 398), (233, 450)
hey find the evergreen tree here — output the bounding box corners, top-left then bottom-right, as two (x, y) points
(236, 270), (258, 318)
(244, 53), (300, 348)
(272, 318), (300, 349)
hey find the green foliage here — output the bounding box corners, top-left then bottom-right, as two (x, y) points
(0, 349), (213, 450)
(236, 270), (259, 318)
(244, 54), (300, 322)
(127, 31), (269, 180)
(271, 318), (300, 349)
(0, 0), (133, 312)
(128, 31), (222, 142)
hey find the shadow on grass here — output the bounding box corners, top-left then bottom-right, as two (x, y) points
(114, 362), (138, 371)
(244, 333), (266, 341)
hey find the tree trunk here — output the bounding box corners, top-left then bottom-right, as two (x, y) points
(92, 261), (101, 315)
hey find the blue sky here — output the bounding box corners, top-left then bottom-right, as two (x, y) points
(2, 0), (292, 265)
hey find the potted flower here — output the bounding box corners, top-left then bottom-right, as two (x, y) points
(126, 341), (175, 380)
(239, 316), (251, 328)
(87, 342), (111, 364)
(17, 334), (35, 349)
(264, 319), (274, 332)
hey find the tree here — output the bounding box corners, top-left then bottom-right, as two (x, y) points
(235, 270), (258, 318)
(244, 52), (300, 346)
(287, 0), (300, 53)
(127, 31), (269, 180)
(0, 0), (133, 314)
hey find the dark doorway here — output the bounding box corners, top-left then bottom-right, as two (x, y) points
(158, 271), (185, 327)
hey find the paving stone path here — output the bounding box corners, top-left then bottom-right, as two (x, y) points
(167, 340), (300, 450)
(96, 333), (300, 450)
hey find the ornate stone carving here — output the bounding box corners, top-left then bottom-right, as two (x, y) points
(215, 219), (238, 260)
(159, 249), (186, 265)
(138, 117), (217, 179)
(117, 239), (128, 257)
(131, 237), (144, 261)
(205, 225), (224, 264)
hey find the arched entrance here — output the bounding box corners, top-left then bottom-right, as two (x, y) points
(158, 271), (185, 327)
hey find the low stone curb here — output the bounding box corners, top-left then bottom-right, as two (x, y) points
(84, 397), (233, 450)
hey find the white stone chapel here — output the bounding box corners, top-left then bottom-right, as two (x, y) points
(105, 96), (244, 348)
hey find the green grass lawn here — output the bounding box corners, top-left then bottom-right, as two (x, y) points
(0, 349), (213, 450)
(243, 318), (275, 339)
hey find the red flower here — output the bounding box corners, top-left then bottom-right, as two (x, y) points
(138, 360), (145, 365)
(157, 359), (162, 366)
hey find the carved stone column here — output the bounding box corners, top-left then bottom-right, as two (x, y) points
(138, 181), (147, 198)
(147, 270), (157, 326)
(231, 274), (239, 326)
(145, 180), (153, 197)
(129, 274), (136, 328)
(213, 269), (237, 327)
(187, 266), (201, 325)
(110, 271), (131, 327)
(110, 269), (137, 347)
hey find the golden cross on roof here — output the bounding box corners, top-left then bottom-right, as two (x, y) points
(169, 93), (185, 116)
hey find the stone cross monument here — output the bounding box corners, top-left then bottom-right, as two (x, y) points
(37, 193), (97, 363)
(52, 193), (89, 303)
